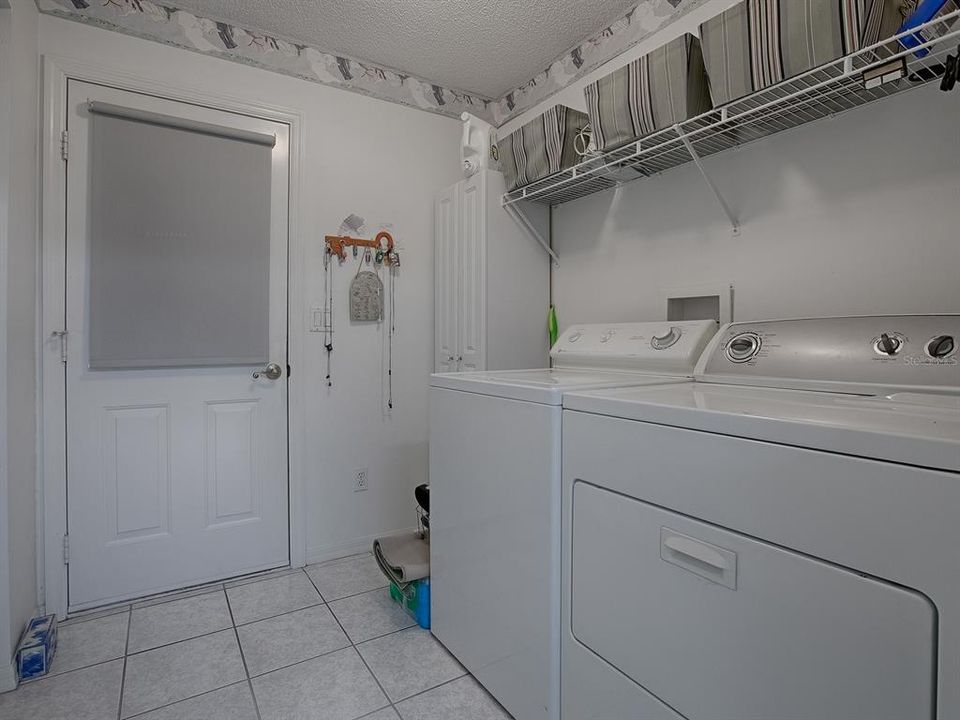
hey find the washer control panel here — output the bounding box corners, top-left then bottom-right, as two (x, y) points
(551, 320), (718, 375)
(697, 316), (960, 394)
(651, 327), (683, 351)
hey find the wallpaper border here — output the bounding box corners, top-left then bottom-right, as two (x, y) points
(37, 0), (706, 127)
(36, 0), (496, 122)
(491, 0), (709, 125)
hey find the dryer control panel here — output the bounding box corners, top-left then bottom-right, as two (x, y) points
(697, 315), (960, 395)
(551, 320), (717, 376)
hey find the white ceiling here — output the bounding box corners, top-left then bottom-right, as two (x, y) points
(162, 0), (641, 98)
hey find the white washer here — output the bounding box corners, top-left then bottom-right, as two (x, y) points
(429, 320), (718, 720)
(561, 315), (960, 720)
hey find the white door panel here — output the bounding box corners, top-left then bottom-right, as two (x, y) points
(435, 185), (459, 373)
(458, 174), (485, 372)
(65, 81), (290, 609)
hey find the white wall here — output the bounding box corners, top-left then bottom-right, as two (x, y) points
(37, 16), (461, 575)
(551, 84), (960, 326)
(0, 0), (39, 686)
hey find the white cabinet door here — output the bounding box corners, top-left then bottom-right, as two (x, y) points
(434, 184), (459, 373)
(64, 81), (290, 609)
(457, 173), (486, 372)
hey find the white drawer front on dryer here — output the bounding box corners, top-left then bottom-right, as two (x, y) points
(570, 481), (936, 720)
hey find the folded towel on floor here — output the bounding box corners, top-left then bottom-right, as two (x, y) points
(373, 531), (430, 585)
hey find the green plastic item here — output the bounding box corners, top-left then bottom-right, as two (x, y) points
(548, 305), (558, 347)
(389, 579), (430, 629)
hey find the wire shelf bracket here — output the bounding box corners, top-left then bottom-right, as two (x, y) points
(504, 200), (560, 267)
(678, 127), (740, 235)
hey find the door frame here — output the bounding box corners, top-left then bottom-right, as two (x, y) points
(39, 54), (308, 618)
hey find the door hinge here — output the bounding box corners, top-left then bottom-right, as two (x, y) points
(60, 130), (69, 161)
(62, 534), (70, 565)
(51, 330), (68, 363)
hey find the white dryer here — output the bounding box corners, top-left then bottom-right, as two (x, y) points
(561, 315), (960, 720)
(429, 320), (718, 720)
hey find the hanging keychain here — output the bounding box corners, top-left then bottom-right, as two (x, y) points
(324, 246), (334, 387)
(388, 263), (395, 410)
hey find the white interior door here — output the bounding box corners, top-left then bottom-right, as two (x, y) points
(64, 81), (290, 609)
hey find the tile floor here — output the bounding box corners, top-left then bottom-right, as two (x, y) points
(0, 554), (513, 720)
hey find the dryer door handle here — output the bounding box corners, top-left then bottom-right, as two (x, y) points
(663, 534), (728, 569)
(661, 527), (738, 590)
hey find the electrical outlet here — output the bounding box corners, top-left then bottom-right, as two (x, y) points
(354, 468), (369, 492)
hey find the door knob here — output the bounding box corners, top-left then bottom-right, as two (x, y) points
(253, 362), (283, 380)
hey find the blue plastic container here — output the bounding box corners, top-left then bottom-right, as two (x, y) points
(390, 577), (430, 629)
(898, 0), (952, 57)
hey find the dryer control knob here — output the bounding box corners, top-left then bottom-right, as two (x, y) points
(874, 333), (904, 356)
(927, 335), (956, 359)
(725, 332), (762, 363)
(651, 327), (682, 350)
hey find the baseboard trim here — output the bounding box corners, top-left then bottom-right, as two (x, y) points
(0, 657), (17, 694)
(306, 526), (418, 566)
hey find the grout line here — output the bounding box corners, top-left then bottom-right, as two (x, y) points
(231, 601), (326, 629)
(320, 582), (392, 605)
(353, 623), (421, 649)
(66, 564), (298, 622)
(305, 551), (374, 569)
(45, 588), (409, 680)
(298, 567), (328, 603)
(244, 638), (352, 679)
(356, 705), (399, 719)
(224, 585), (263, 720)
(43, 655), (126, 680)
(125, 625), (235, 658)
(129, 583), (226, 610)
(223, 567), (304, 590)
(68, 551), (375, 624)
(354, 648), (398, 714)
(116, 608), (131, 720)
(60, 604), (132, 627)
(122, 680), (251, 720)
(303, 571), (400, 715)
(392, 674), (468, 707)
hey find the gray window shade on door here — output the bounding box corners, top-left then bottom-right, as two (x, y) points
(88, 107), (274, 369)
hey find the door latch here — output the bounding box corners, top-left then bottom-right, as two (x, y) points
(51, 330), (68, 363)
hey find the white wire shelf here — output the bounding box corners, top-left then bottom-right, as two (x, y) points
(502, 12), (960, 210)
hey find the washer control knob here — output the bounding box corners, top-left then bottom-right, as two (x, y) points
(874, 333), (903, 356)
(651, 327), (682, 350)
(725, 332), (761, 363)
(927, 335), (956, 359)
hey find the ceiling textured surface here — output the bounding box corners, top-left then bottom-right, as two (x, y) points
(36, 0), (702, 123)
(160, 0), (640, 98)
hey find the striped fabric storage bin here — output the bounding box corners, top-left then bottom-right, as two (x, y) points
(498, 105), (589, 192)
(700, 0), (910, 106)
(583, 34), (713, 152)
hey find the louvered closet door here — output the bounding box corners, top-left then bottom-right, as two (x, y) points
(435, 184), (459, 373)
(457, 173), (486, 372)
(64, 81), (290, 610)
